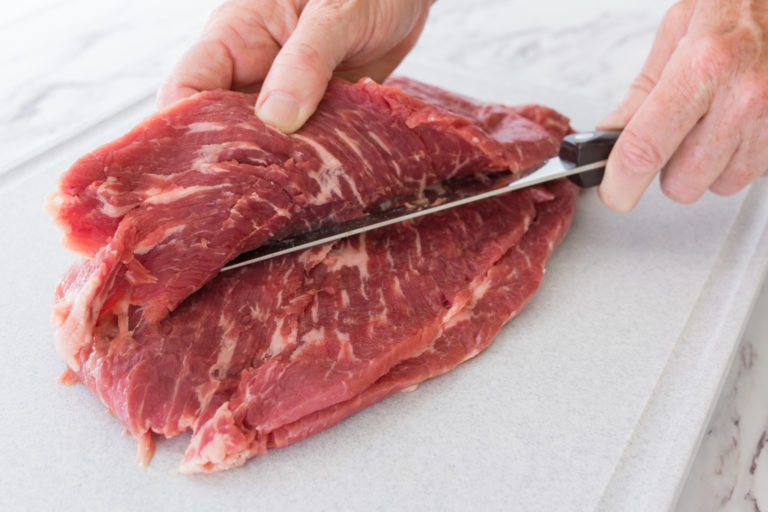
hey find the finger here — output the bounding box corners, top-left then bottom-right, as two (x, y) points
(597, 0), (694, 129)
(157, 40), (235, 108)
(599, 38), (723, 212)
(255, 6), (351, 133)
(710, 128), (768, 196)
(334, 6), (429, 84)
(712, 143), (766, 196)
(333, 4), (429, 82)
(157, 1), (286, 108)
(709, 79), (768, 195)
(658, 95), (739, 204)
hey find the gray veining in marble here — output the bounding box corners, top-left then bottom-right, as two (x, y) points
(1, 0), (670, 173)
(676, 277), (768, 511)
(0, 0), (218, 171)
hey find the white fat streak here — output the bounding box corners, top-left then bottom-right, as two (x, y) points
(54, 271), (101, 370)
(366, 131), (393, 156)
(187, 121), (227, 133)
(179, 403), (251, 473)
(194, 146), (226, 170)
(271, 204), (292, 218)
(211, 318), (240, 376)
(411, 225), (423, 259)
(144, 184), (220, 205)
(471, 277), (492, 301)
(335, 128), (366, 160)
(392, 276), (405, 299)
(310, 298), (320, 324)
(293, 134), (364, 206)
(391, 160), (402, 178)
(194, 142), (268, 171)
(133, 225), (186, 255)
(417, 173), (427, 194)
(340, 290), (350, 308)
(267, 317), (297, 356)
(96, 178), (139, 218)
(235, 122), (261, 131)
(297, 243), (334, 268)
(300, 327), (325, 345)
(100, 201), (138, 218)
(442, 274), (493, 330)
(335, 329), (360, 364)
(325, 237), (370, 280)
(54, 246), (123, 371)
(287, 325), (328, 363)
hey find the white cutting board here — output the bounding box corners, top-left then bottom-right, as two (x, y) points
(1, 61), (766, 512)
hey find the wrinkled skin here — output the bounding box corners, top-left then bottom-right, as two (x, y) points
(159, 0), (768, 210)
(598, 0), (768, 211)
(157, 0), (432, 133)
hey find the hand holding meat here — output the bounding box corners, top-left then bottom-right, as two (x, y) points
(157, 0), (432, 133)
(598, 0), (768, 212)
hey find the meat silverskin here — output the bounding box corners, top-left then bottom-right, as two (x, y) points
(49, 76), (578, 472)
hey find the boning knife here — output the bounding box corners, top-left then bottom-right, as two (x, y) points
(220, 130), (620, 272)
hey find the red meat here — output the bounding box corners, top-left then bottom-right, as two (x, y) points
(50, 77), (576, 472)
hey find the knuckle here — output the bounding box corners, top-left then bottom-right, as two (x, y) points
(208, 2), (229, 20)
(662, 1), (691, 30)
(206, 1), (239, 27)
(710, 165), (755, 196)
(733, 78), (768, 115)
(630, 71), (657, 97)
(670, 35), (733, 107)
(313, 0), (358, 17)
(710, 179), (744, 196)
(660, 173), (701, 204)
(688, 35), (735, 81)
(317, 0), (350, 7)
(616, 128), (665, 175)
(278, 41), (331, 77)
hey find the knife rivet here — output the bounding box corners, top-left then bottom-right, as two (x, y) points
(572, 132), (596, 142)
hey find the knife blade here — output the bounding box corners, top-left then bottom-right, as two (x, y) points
(220, 130), (620, 272)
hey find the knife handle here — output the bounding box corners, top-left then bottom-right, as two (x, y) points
(560, 130), (621, 188)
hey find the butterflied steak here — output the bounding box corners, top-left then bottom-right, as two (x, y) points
(49, 76), (577, 472)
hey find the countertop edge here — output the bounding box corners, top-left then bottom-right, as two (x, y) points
(597, 180), (768, 511)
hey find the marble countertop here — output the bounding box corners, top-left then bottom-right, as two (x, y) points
(2, 1), (767, 510)
(0, 0), (666, 170)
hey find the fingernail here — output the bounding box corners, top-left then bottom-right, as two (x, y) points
(256, 91), (300, 132)
(596, 110), (625, 130)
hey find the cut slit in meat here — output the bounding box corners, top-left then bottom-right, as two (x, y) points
(181, 179), (577, 473)
(49, 76), (578, 473)
(49, 77), (567, 371)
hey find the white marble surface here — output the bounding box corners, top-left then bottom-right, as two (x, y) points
(0, 0), (665, 170)
(2, 1), (767, 510)
(677, 277), (768, 511)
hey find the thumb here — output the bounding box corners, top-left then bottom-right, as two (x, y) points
(597, 1), (693, 129)
(255, 7), (350, 133)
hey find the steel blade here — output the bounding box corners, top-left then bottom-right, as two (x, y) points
(220, 158), (605, 272)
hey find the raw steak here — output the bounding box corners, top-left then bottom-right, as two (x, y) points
(50, 77), (566, 371)
(50, 77), (577, 472)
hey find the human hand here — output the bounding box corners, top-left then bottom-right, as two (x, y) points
(597, 0), (768, 212)
(158, 0), (432, 133)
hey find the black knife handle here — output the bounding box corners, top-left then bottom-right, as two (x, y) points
(559, 130), (621, 188)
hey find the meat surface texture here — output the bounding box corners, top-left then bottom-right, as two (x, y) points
(50, 76), (577, 473)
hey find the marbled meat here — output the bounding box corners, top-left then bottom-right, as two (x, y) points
(49, 76), (577, 472)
